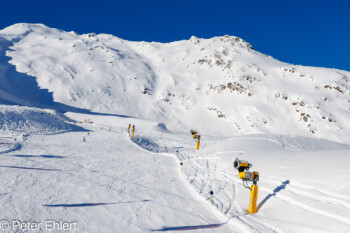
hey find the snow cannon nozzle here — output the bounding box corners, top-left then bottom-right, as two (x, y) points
(233, 158), (252, 173)
(190, 130), (198, 138)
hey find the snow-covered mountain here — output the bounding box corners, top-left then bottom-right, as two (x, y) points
(1, 23), (350, 233)
(1, 23), (349, 142)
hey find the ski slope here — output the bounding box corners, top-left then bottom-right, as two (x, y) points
(0, 114), (238, 233)
(1, 112), (349, 232)
(0, 23), (350, 232)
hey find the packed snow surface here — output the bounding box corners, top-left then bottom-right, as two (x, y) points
(1, 113), (349, 232)
(0, 23), (349, 232)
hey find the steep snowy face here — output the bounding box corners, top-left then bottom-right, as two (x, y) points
(0, 24), (157, 117)
(1, 23), (349, 142)
(125, 35), (350, 142)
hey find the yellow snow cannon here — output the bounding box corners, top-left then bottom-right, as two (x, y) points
(233, 158), (259, 214)
(132, 125), (135, 139)
(195, 135), (200, 150)
(190, 130), (198, 138)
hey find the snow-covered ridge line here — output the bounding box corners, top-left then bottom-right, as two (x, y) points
(0, 23), (349, 142)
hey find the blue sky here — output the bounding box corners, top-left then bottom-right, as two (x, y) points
(1, 0), (349, 71)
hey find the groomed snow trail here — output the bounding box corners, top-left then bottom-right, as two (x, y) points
(0, 121), (239, 233)
(1, 112), (350, 233)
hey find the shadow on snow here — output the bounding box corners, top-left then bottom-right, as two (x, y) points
(131, 136), (163, 153)
(13, 154), (65, 158)
(257, 180), (290, 211)
(0, 143), (22, 154)
(151, 223), (225, 231)
(0, 165), (61, 171)
(43, 200), (150, 207)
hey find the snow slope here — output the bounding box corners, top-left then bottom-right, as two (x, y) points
(1, 111), (349, 232)
(0, 23), (349, 142)
(0, 23), (350, 233)
(175, 135), (350, 233)
(0, 121), (236, 232)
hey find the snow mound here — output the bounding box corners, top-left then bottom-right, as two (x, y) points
(0, 105), (74, 135)
(151, 123), (169, 133)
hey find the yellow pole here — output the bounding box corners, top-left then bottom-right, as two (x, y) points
(196, 138), (200, 150)
(128, 124), (131, 133)
(132, 125), (135, 139)
(249, 184), (258, 214)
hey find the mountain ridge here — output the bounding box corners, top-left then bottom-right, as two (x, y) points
(1, 23), (349, 142)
